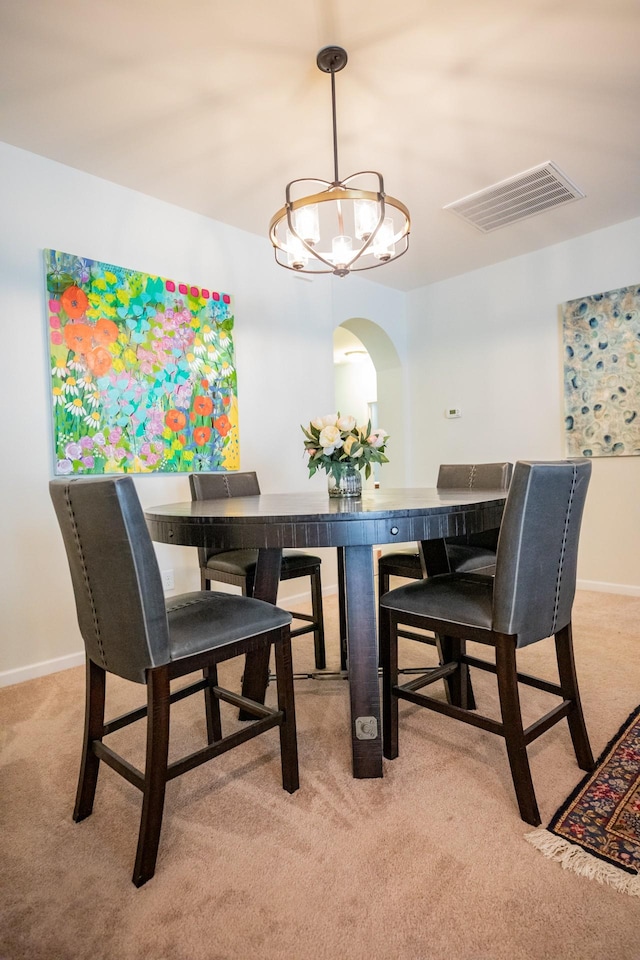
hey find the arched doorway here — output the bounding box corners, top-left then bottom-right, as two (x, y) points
(333, 318), (407, 488)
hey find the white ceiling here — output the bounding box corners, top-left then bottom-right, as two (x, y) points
(1, 0), (639, 291)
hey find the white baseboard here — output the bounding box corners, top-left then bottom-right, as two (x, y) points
(285, 584), (339, 604)
(577, 579), (640, 597)
(0, 650), (85, 689)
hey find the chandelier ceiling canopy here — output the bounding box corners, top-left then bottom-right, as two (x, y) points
(269, 46), (411, 278)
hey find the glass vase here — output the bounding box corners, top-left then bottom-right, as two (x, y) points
(327, 463), (362, 498)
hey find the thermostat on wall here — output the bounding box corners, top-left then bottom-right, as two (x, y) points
(445, 407), (461, 419)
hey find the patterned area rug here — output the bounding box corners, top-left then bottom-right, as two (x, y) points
(526, 705), (640, 896)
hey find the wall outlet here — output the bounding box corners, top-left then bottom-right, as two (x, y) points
(445, 407), (461, 419)
(161, 569), (175, 591)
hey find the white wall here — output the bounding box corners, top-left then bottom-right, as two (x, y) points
(0, 141), (407, 683)
(407, 217), (640, 591)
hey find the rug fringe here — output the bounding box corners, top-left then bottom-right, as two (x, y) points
(525, 828), (640, 897)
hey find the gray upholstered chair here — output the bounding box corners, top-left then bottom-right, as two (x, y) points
(189, 471), (326, 670)
(50, 476), (298, 886)
(380, 460), (594, 825)
(378, 462), (513, 595)
(378, 462), (513, 698)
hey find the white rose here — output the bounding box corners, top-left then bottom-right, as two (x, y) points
(311, 417), (325, 431)
(321, 414), (338, 427)
(337, 414), (356, 432)
(343, 435), (358, 456)
(319, 424), (344, 454)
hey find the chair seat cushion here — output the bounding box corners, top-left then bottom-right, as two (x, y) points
(381, 547), (420, 559)
(204, 549), (320, 577)
(380, 573), (494, 632)
(379, 550), (422, 576)
(379, 544), (496, 577)
(445, 543), (497, 575)
(167, 591), (292, 661)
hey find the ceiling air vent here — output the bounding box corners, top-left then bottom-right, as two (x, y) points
(443, 161), (585, 233)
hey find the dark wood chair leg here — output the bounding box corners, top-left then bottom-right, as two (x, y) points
(338, 548), (348, 671)
(439, 635), (469, 709)
(203, 664), (222, 744)
(495, 635), (540, 826)
(381, 608), (399, 760)
(273, 630), (300, 794)
(133, 666), (170, 887)
(74, 657), (106, 822)
(459, 639), (476, 710)
(554, 622), (594, 772)
(377, 567), (391, 669)
(310, 568), (327, 670)
(436, 635), (477, 710)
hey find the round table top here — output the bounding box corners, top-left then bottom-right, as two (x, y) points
(145, 487), (505, 522)
(144, 487), (506, 550)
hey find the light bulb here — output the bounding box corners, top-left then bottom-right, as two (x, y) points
(354, 200), (379, 242)
(293, 204), (320, 246)
(373, 218), (396, 262)
(286, 230), (309, 270)
(331, 235), (353, 268)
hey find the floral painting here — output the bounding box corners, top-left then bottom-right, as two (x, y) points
(45, 249), (239, 474)
(562, 282), (640, 457)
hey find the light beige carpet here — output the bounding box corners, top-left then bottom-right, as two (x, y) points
(1, 590), (639, 960)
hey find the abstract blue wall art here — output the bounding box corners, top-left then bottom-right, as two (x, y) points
(562, 283), (640, 457)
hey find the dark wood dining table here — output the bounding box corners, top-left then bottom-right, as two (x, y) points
(145, 487), (506, 779)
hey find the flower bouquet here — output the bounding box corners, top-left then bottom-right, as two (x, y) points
(301, 413), (389, 497)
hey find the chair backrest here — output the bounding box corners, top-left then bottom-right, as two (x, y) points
(438, 462), (513, 550)
(437, 462), (513, 490)
(189, 471), (261, 501)
(492, 460), (592, 647)
(50, 477), (170, 683)
(189, 471), (261, 564)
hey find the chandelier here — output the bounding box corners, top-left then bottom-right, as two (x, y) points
(269, 46), (411, 277)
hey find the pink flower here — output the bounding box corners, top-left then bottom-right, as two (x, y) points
(367, 429), (388, 448)
(51, 330), (63, 345)
(49, 299), (61, 313)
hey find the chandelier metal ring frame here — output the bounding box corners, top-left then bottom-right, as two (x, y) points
(269, 46), (411, 277)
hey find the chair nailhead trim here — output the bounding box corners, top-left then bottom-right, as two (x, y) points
(166, 596), (214, 612)
(551, 463), (578, 635)
(63, 483), (108, 670)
